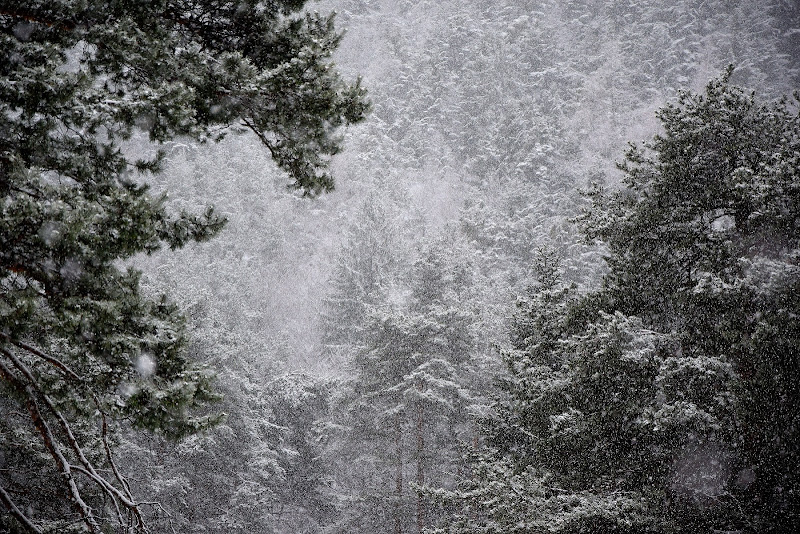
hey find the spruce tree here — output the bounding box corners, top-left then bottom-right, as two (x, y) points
(0, 2), (367, 532)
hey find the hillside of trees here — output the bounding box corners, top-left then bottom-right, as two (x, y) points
(2, 1), (799, 533)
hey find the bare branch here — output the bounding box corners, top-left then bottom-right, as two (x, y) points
(0, 356), (101, 532)
(3, 337), (137, 494)
(0, 339), (148, 531)
(0, 483), (42, 534)
(0, 8), (77, 31)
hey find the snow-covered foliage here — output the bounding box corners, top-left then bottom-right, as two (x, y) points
(432, 74), (800, 533)
(0, 1), (366, 532)
(4, 0), (799, 533)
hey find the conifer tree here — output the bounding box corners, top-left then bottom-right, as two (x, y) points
(327, 238), (476, 534)
(321, 200), (401, 357)
(583, 69), (800, 532)
(0, 2), (367, 532)
(432, 72), (799, 533)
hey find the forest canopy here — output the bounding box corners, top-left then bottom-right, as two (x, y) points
(0, 1), (367, 532)
(2, 0), (799, 533)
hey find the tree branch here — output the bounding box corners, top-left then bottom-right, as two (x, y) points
(0, 8), (77, 31)
(0, 337), (146, 530)
(241, 117), (279, 160)
(0, 356), (101, 532)
(9, 339), (136, 495)
(0, 483), (42, 534)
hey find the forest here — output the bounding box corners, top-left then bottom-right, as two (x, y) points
(1, 0), (799, 533)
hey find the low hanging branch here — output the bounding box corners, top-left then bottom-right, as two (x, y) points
(0, 355), (100, 532)
(0, 342), (149, 533)
(0, 483), (42, 534)
(5, 336), (138, 505)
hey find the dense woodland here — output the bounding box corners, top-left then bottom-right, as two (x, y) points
(2, 1), (800, 533)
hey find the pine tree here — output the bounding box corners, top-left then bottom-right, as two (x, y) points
(0, 2), (367, 532)
(326, 239), (477, 534)
(433, 72), (800, 533)
(430, 254), (697, 533)
(582, 69), (800, 532)
(118, 310), (321, 534)
(321, 199), (402, 358)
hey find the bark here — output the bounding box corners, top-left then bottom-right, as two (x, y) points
(0, 6), (82, 33)
(415, 403), (425, 534)
(6, 337), (137, 504)
(394, 414), (403, 534)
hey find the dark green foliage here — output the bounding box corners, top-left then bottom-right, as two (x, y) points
(583, 70), (800, 531)
(584, 68), (800, 323)
(0, 1), (366, 531)
(433, 74), (800, 533)
(434, 260), (688, 533)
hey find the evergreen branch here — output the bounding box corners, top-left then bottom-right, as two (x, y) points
(241, 116), (280, 160)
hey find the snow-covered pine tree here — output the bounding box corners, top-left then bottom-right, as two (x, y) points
(429, 253), (696, 533)
(119, 306), (326, 534)
(326, 239), (477, 534)
(321, 199), (403, 359)
(0, 1), (367, 532)
(432, 72), (799, 533)
(582, 69), (800, 532)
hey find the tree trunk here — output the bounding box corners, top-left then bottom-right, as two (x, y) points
(395, 415), (403, 534)
(416, 403), (425, 534)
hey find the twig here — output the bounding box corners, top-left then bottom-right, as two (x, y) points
(0, 483), (42, 534)
(0, 356), (101, 532)
(1, 337), (147, 531)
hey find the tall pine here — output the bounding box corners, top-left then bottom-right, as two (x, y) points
(432, 72), (799, 533)
(0, 1), (367, 532)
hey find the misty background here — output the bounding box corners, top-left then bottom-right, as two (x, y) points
(123, 1), (800, 532)
(135, 0), (799, 369)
